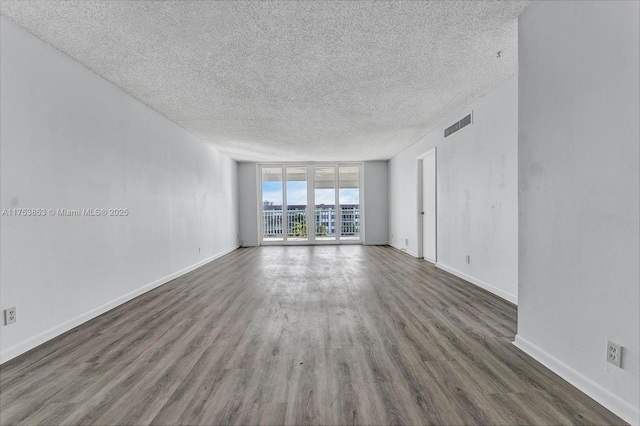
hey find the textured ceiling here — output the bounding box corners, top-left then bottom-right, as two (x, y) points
(0, 1), (531, 162)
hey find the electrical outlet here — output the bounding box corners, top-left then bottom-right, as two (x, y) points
(4, 307), (16, 325)
(606, 340), (623, 368)
(466, 255), (470, 264)
(405, 238), (409, 246)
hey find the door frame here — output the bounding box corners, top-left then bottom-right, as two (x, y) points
(417, 148), (437, 262)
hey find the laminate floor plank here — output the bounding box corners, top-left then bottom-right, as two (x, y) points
(0, 246), (626, 425)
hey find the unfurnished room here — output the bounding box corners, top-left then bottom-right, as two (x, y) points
(0, 1), (638, 425)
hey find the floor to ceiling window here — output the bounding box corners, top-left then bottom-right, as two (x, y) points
(314, 166), (336, 242)
(339, 165), (360, 241)
(286, 166), (308, 242)
(261, 164), (362, 245)
(261, 166), (284, 242)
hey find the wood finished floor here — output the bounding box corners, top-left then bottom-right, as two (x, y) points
(0, 246), (625, 425)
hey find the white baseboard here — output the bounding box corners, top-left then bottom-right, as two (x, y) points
(363, 240), (389, 246)
(513, 335), (640, 425)
(435, 262), (518, 305)
(0, 245), (239, 364)
(405, 249), (419, 258)
(240, 242), (260, 247)
(389, 244), (419, 258)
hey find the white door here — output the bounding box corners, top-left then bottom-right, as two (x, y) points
(422, 149), (436, 262)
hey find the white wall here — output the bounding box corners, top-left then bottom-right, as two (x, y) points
(515, 2), (639, 423)
(363, 161), (389, 245)
(0, 17), (240, 363)
(238, 163), (259, 246)
(389, 76), (519, 304)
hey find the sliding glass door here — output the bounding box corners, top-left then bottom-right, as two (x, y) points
(339, 165), (360, 240)
(314, 166), (336, 241)
(286, 166), (308, 242)
(262, 167), (284, 242)
(260, 164), (361, 245)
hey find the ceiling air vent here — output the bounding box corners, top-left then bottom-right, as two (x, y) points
(444, 113), (472, 138)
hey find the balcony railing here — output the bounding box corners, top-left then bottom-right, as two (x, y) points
(263, 205), (359, 240)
